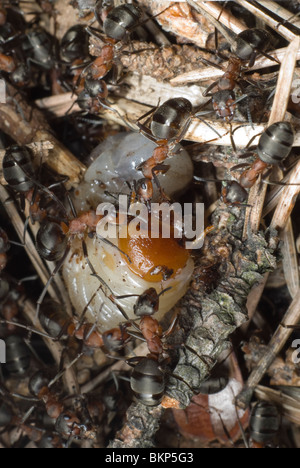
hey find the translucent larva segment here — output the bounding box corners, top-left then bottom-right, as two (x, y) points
(73, 132), (193, 212)
(62, 236), (194, 331)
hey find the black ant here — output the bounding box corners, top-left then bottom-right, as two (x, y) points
(136, 97), (221, 201)
(236, 121), (295, 188)
(198, 28), (279, 129)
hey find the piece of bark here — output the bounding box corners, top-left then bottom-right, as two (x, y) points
(108, 403), (164, 448)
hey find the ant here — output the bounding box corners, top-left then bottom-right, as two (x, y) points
(2, 145), (70, 238)
(136, 97), (221, 201)
(104, 286), (204, 407)
(76, 2), (171, 93)
(0, 397), (64, 447)
(37, 299), (130, 352)
(236, 121), (295, 188)
(199, 28), (279, 128)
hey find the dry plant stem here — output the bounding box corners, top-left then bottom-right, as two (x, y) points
(270, 160), (300, 231)
(254, 0), (300, 29)
(234, 0), (299, 41)
(0, 185), (59, 300)
(22, 299), (79, 395)
(242, 36), (299, 240)
(0, 85), (86, 187)
(35, 93), (80, 118)
(237, 289), (300, 409)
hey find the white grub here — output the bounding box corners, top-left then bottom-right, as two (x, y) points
(63, 236), (194, 331)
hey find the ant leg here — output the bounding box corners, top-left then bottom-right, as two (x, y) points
(194, 114), (222, 138)
(151, 164), (171, 202)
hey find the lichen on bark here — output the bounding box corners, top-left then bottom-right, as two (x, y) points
(165, 201), (279, 407)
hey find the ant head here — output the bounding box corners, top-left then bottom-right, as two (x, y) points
(84, 74), (107, 98)
(133, 288), (160, 317)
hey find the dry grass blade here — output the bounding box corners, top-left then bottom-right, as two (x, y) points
(242, 36), (300, 239)
(281, 218), (300, 299)
(235, 0), (299, 41)
(255, 0), (300, 29)
(270, 159), (300, 231)
(35, 93), (80, 118)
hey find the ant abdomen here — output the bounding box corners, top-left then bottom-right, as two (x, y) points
(28, 369), (52, 397)
(250, 401), (280, 445)
(257, 121), (294, 165)
(103, 4), (142, 41)
(5, 335), (31, 375)
(130, 357), (165, 407)
(2, 145), (35, 193)
(151, 98), (193, 141)
(232, 28), (271, 62)
(36, 222), (68, 262)
(39, 302), (68, 339)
